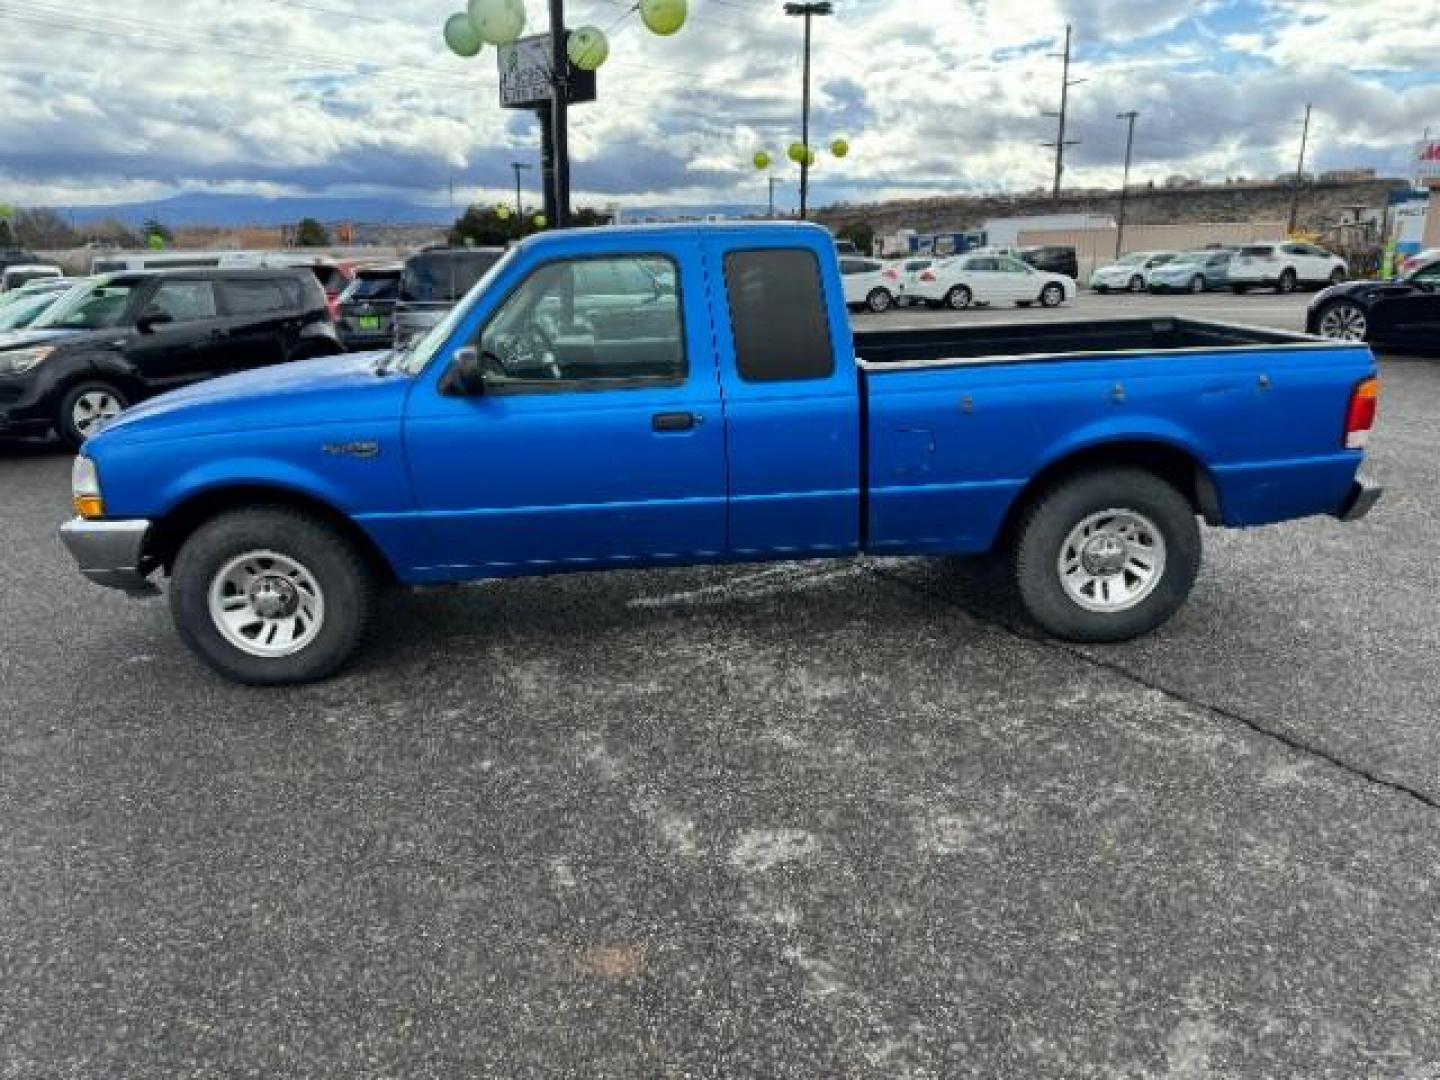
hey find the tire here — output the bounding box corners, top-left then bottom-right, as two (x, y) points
(169, 507), (375, 685)
(1328, 267), (1346, 286)
(1127, 275), (1145, 293)
(1315, 300), (1369, 343)
(945, 285), (972, 311)
(56, 381), (128, 450)
(866, 288), (893, 314)
(1277, 269), (1297, 294)
(1189, 275), (1205, 294)
(1231, 285), (1248, 295)
(1039, 283), (1065, 308)
(1012, 468), (1201, 643)
(1094, 286), (1109, 295)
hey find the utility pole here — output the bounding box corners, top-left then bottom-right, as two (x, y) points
(548, 0), (570, 228)
(1115, 110), (1138, 258)
(1042, 23), (1083, 200)
(511, 161), (533, 222)
(784, 2), (833, 221)
(1288, 103), (1313, 236)
(768, 176), (779, 219)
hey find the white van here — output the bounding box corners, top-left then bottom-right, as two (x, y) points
(1, 264), (63, 292)
(89, 251), (228, 275)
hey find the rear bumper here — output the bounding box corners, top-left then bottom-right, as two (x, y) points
(1332, 476), (1383, 523)
(58, 518), (159, 595)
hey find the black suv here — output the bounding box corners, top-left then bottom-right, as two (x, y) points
(1018, 245), (1080, 280)
(0, 268), (340, 448)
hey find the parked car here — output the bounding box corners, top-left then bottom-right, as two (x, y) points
(0, 268), (340, 448)
(910, 253), (1074, 310)
(0, 276), (78, 311)
(394, 248), (506, 345)
(1229, 242), (1346, 294)
(841, 256), (894, 312)
(1307, 253), (1440, 349)
(834, 238), (859, 256)
(0, 287), (70, 332)
(1, 264), (63, 292)
(1018, 245), (1080, 280)
(882, 258), (935, 307)
(1089, 252), (1177, 293)
(1398, 248), (1440, 278)
(57, 222), (1380, 684)
(335, 264), (402, 351)
(1147, 250), (1236, 294)
(0, 249), (41, 275)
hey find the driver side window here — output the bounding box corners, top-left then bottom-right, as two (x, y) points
(479, 255), (685, 390)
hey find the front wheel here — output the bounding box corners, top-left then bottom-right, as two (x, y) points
(945, 285), (972, 310)
(1316, 300), (1369, 342)
(1329, 267), (1346, 286)
(1189, 275), (1205, 294)
(56, 381), (128, 450)
(1040, 283), (1066, 307)
(1277, 269), (1297, 294)
(866, 288), (893, 314)
(170, 508), (375, 685)
(1012, 468), (1201, 643)
(1128, 275), (1145, 293)
(1231, 285), (1248, 295)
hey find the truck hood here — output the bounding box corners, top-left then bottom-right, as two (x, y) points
(93, 351), (411, 444)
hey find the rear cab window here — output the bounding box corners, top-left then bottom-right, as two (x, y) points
(723, 249), (834, 383)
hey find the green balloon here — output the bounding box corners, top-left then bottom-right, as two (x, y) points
(753, 151), (772, 171)
(639, 0), (687, 36)
(567, 25), (610, 71)
(830, 138), (849, 159)
(444, 12), (484, 57)
(788, 142), (807, 164)
(146, 234), (166, 251)
(495, 204), (513, 220)
(805, 148), (818, 167)
(468, 0), (526, 46)
(533, 214), (547, 228)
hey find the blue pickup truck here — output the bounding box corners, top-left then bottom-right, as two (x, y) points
(59, 222), (1382, 684)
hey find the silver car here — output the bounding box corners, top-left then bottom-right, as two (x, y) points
(393, 248), (506, 346)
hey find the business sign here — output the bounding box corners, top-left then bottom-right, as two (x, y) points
(1417, 140), (1440, 183)
(498, 33), (596, 110)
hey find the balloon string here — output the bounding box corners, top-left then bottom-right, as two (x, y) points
(603, 3), (638, 34)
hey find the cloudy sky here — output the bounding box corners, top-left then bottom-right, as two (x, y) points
(0, 0), (1436, 214)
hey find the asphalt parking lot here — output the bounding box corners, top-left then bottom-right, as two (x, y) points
(3, 290), (1438, 1078)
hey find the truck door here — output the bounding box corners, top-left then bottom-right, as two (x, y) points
(403, 246), (728, 573)
(706, 240), (862, 557)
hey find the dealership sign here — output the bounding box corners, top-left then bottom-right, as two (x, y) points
(498, 33), (597, 110)
(1418, 141), (1440, 182)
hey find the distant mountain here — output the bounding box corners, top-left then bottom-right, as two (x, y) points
(63, 193), (456, 228)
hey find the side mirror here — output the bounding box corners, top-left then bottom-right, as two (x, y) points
(441, 345), (488, 396)
(136, 311), (173, 334)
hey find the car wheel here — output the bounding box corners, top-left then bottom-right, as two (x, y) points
(1277, 269), (1297, 294)
(946, 285), (973, 310)
(169, 508), (376, 685)
(1039, 283), (1065, 308)
(56, 381), (128, 450)
(1127, 275), (1145, 292)
(1315, 300), (1369, 343)
(1231, 285), (1248, 295)
(1329, 267), (1346, 286)
(866, 287), (893, 314)
(1094, 285), (1109, 295)
(1012, 468), (1201, 643)
(1189, 275), (1205, 293)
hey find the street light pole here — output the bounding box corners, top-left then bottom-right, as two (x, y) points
(1288, 103), (1313, 237)
(511, 161), (533, 220)
(1115, 110), (1138, 259)
(784, 2), (832, 221)
(548, 0), (570, 228)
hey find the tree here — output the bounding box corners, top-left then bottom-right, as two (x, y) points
(449, 204), (612, 247)
(12, 208), (78, 249)
(141, 216), (173, 243)
(294, 217), (331, 247)
(838, 220), (875, 256)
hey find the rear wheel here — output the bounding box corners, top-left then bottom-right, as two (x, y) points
(945, 285), (972, 310)
(1127, 275), (1145, 293)
(1039, 283), (1065, 307)
(1094, 285), (1109, 295)
(56, 381), (127, 450)
(866, 287), (893, 313)
(1012, 468), (1201, 643)
(1231, 285), (1248, 295)
(1189, 275), (1205, 293)
(1328, 267), (1346, 286)
(170, 508), (375, 685)
(1277, 269), (1297, 294)
(1316, 300), (1369, 342)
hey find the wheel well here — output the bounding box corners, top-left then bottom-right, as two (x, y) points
(144, 485), (399, 583)
(996, 441), (1219, 551)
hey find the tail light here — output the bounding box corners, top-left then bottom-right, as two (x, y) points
(325, 291), (340, 322)
(919, 271), (936, 282)
(1344, 377), (1380, 450)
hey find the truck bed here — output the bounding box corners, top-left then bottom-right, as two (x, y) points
(854, 317), (1338, 368)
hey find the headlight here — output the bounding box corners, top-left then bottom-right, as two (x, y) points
(72, 454), (104, 519)
(0, 346), (54, 376)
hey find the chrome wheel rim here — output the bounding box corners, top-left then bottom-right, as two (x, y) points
(1129, 276), (1143, 292)
(1190, 277), (1204, 293)
(1058, 509), (1167, 614)
(208, 550), (326, 658)
(949, 288), (969, 309)
(869, 290), (890, 312)
(72, 391), (123, 438)
(1319, 305), (1367, 341)
(1043, 286), (1063, 306)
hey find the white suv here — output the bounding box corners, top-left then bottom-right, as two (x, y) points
(1228, 242), (1347, 294)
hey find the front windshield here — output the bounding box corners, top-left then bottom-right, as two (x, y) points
(0, 291), (60, 330)
(391, 247), (520, 376)
(32, 279), (137, 331)
(1167, 253), (1205, 266)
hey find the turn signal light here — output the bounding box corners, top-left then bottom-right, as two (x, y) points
(74, 495), (105, 520)
(1344, 377), (1380, 450)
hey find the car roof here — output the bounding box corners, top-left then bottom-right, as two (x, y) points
(111, 267), (318, 281)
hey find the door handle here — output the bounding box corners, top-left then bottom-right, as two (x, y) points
(652, 411), (700, 432)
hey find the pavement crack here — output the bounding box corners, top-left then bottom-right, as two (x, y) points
(868, 564), (1440, 815)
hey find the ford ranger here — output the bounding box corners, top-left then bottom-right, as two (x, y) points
(59, 223), (1382, 684)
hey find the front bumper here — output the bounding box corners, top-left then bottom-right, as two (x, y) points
(58, 518), (159, 595)
(1333, 477), (1383, 523)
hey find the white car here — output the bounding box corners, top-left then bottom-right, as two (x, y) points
(841, 256), (895, 312)
(881, 257), (935, 307)
(909, 253), (1075, 310)
(0, 263), (63, 292)
(1228, 242), (1347, 294)
(1089, 251), (1178, 293)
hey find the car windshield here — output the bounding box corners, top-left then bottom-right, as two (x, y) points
(0, 291), (60, 330)
(1167, 253), (1206, 266)
(400, 251), (504, 303)
(1239, 245), (1274, 257)
(388, 247), (519, 376)
(1114, 253), (1146, 265)
(31, 279), (137, 330)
